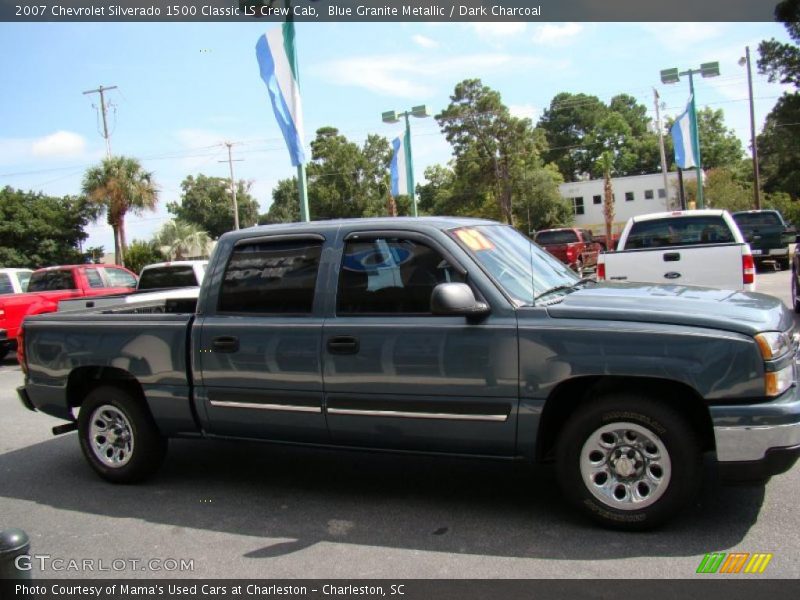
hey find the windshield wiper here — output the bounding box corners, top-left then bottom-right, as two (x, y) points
(534, 277), (596, 301)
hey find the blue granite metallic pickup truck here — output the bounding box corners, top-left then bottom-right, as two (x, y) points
(17, 218), (800, 530)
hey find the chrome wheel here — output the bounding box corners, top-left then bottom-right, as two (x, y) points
(88, 404), (134, 468)
(579, 422), (671, 511)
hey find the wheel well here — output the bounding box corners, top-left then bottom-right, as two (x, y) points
(66, 366), (144, 409)
(535, 376), (715, 462)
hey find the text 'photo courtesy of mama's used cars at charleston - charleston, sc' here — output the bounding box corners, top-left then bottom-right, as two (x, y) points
(16, 217), (800, 530)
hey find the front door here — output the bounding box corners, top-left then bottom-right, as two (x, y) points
(323, 232), (519, 455)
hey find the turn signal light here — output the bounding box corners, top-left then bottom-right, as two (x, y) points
(742, 254), (755, 285)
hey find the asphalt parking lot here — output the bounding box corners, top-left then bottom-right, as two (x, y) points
(1, 269), (799, 579)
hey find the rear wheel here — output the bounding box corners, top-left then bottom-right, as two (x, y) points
(556, 394), (702, 530)
(793, 265), (800, 314)
(78, 385), (167, 483)
(778, 256), (791, 271)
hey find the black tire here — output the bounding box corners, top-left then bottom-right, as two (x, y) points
(0, 349), (8, 362)
(778, 256), (790, 271)
(555, 394), (702, 531)
(78, 385), (167, 483)
(793, 267), (800, 314)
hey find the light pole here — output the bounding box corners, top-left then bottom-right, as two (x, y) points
(660, 61), (720, 209)
(739, 47), (762, 209)
(382, 105), (430, 217)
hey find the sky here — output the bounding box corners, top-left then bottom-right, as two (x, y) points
(0, 20), (794, 252)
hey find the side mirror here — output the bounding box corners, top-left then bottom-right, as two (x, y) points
(430, 283), (490, 317)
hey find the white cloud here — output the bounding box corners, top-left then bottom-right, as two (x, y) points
(532, 23), (583, 46)
(412, 34), (439, 49)
(30, 131), (87, 158)
(469, 22), (527, 39)
(641, 23), (726, 52)
(509, 104), (539, 121)
(313, 53), (565, 98)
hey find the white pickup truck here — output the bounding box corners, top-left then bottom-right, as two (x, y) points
(597, 210), (756, 291)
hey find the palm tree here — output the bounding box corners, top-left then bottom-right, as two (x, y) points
(154, 220), (212, 261)
(82, 156), (159, 267)
(600, 151), (615, 250)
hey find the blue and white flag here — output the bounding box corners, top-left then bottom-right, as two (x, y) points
(670, 95), (698, 169)
(390, 131), (410, 196)
(256, 23), (305, 167)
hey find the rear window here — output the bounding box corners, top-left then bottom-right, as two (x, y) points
(105, 268), (137, 288)
(733, 212), (783, 227)
(625, 216), (735, 250)
(27, 270), (76, 292)
(138, 266), (199, 290)
(535, 230), (578, 245)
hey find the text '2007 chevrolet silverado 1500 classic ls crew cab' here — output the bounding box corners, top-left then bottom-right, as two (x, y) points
(16, 218), (800, 529)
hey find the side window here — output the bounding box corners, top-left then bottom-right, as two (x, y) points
(85, 269), (105, 289)
(105, 268), (137, 288)
(27, 270), (76, 292)
(337, 237), (465, 315)
(218, 239), (322, 314)
(0, 274), (13, 295)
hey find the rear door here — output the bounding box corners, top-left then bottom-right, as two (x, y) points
(610, 215), (744, 289)
(322, 229), (519, 456)
(195, 234), (328, 442)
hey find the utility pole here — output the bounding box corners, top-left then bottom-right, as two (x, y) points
(219, 142), (243, 230)
(82, 85), (117, 158)
(653, 88), (671, 210)
(741, 46), (762, 209)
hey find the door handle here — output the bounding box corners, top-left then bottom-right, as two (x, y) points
(212, 336), (239, 353)
(663, 252), (681, 262)
(327, 336), (360, 355)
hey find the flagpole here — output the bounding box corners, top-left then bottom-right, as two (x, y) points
(687, 71), (704, 209)
(286, 0), (310, 222)
(403, 112), (417, 217)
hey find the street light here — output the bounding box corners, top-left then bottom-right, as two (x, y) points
(739, 47), (762, 209)
(660, 61), (720, 209)
(382, 104), (431, 217)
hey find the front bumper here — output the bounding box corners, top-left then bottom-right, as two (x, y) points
(712, 384), (800, 481)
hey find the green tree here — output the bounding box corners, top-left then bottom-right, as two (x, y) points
(513, 163), (572, 234)
(169, 174), (259, 239)
(154, 220), (212, 260)
(701, 168), (754, 212)
(260, 178), (300, 224)
(0, 187), (100, 267)
(436, 79), (556, 224)
(124, 240), (164, 276)
(757, 0), (800, 87)
(82, 156), (159, 267)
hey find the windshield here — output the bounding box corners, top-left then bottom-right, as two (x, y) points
(449, 225), (578, 306)
(138, 265), (199, 290)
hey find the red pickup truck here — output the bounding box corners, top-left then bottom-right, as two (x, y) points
(0, 264), (137, 359)
(533, 228), (603, 275)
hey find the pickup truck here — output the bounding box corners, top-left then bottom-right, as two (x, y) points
(58, 260), (207, 312)
(597, 209), (756, 291)
(534, 228), (602, 275)
(0, 264), (137, 359)
(732, 209), (795, 270)
(17, 217), (800, 530)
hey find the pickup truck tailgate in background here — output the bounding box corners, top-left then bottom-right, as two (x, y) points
(602, 244), (746, 289)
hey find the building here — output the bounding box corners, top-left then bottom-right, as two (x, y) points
(559, 171), (698, 235)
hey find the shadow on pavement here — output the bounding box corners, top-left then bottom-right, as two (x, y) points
(0, 434), (764, 562)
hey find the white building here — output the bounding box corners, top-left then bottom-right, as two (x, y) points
(559, 171), (698, 235)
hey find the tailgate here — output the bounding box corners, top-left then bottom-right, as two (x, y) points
(602, 244), (746, 289)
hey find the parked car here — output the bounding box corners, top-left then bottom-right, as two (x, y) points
(58, 260), (207, 312)
(732, 209), (795, 270)
(597, 209), (755, 291)
(17, 217), (800, 530)
(534, 227), (602, 275)
(0, 268), (33, 295)
(0, 264), (137, 359)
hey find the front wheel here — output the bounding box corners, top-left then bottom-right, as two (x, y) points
(78, 385), (167, 483)
(556, 395), (702, 530)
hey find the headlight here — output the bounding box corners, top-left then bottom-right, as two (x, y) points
(766, 363), (795, 397)
(755, 332), (792, 360)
